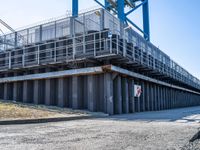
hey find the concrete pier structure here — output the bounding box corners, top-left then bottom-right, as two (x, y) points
(0, 9), (200, 115)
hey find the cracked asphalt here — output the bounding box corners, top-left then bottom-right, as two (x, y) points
(0, 106), (200, 150)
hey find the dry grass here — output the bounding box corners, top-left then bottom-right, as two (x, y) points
(0, 102), (62, 120)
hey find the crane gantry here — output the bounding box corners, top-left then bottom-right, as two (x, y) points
(72, 0), (150, 41)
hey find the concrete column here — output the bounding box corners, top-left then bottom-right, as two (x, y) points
(104, 73), (114, 115)
(87, 75), (96, 112)
(114, 76), (122, 114)
(122, 78), (129, 113)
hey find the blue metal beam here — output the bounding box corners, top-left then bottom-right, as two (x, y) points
(93, 0), (150, 41)
(126, 17), (148, 38)
(125, 0), (147, 16)
(94, 0), (117, 14)
(72, 0), (78, 17)
(105, 0), (110, 9)
(142, 0), (150, 41)
(117, 0), (125, 22)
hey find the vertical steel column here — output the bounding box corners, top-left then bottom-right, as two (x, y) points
(146, 82), (150, 111)
(114, 76), (122, 114)
(154, 84), (157, 111)
(88, 75), (97, 112)
(157, 85), (161, 111)
(72, 76), (82, 109)
(104, 73), (114, 115)
(72, 0), (78, 17)
(104, 0), (109, 9)
(129, 79), (135, 113)
(117, 0), (125, 22)
(45, 79), (53, 105)
(163, 87), (166, 109)
(3, 83), (8, 100)
(57, 77), (67, 107)
(142, 0), (150, 41)
(141, 81), (145, 112)
(13, 82), (18, 101)
(150, 84), (154, 111)
(122, 78), (129, 113)
(23, 80), (28, 103)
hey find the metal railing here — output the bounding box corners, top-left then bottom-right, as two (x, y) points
(0, 8), (199, 90)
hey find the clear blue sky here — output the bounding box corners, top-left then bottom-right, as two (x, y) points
(1, 0), (200, 79)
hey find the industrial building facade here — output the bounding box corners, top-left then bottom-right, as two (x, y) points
(0, 9), (200, 115)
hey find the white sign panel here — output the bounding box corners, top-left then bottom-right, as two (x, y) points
(134, 85), (142, 98)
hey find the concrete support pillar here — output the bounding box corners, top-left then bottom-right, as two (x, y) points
(122, 78), (129, 113)
(87, 75), (96, 112)
(114, 76), (122, 114)
(104, 73), (114, 115)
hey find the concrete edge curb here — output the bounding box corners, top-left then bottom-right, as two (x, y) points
(0, 115), (100, 125)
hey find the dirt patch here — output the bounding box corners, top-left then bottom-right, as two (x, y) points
(0, 101), (84, 120)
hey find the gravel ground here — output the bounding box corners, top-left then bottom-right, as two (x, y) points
(0, 106), (200, 150)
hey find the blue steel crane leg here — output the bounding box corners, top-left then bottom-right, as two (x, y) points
(72, 0), (78, 17)
(142, 0), (150, 41)
(105, 0), (110, 9)
(117, 0), (125, 22)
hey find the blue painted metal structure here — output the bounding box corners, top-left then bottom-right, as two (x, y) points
(72, 0), (78, 17)
(72, 0), (150, 41)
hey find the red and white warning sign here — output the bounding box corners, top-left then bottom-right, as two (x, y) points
(134, 85), (142, 98)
